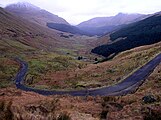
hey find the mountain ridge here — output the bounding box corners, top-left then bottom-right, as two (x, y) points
(77, 13), (144, 28)
(75, 13), (145, 36)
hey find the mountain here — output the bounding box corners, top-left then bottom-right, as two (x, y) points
(76, 25), (123, 36)
(5, 2), (92, 36)
(46, 22), (119, 36)
(5, 2), (69, 27)
(0, 7), (72, 54)
(76, 13), (144, 36)
(47, 23), (94, 36)
(0, 7), (98, 58)
(91, 13), (161, 57)
(77, 13), (144, 28)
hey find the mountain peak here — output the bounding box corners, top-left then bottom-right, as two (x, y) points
(116, 12), (142, 16)
(116, 12), (134, 16)
(117, 12), (126, 16)
(6, 2), (40, 11)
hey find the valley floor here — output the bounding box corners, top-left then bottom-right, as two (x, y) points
(26, 41), (161, 90)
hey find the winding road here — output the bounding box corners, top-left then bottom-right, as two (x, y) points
(15, 53), (161, 96)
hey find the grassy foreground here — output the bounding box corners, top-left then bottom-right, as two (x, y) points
(0, 62), (160, 120)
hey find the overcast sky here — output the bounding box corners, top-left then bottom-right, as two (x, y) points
(0, 0), (161, 25)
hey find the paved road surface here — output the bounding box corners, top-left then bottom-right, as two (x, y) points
(15, 53), (161, 96)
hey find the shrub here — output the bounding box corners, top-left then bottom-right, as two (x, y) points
(57, 112), (71, 120)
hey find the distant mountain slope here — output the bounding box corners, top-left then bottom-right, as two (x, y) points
(47, 23), (91, 36)
(77, 25), (124, 36)
(77, 13), (144, 28)
(47, 13), (143, 36)
(47, 22), (123, 36)
(76, 13), (144, 36)
(5, 2), (69, 27)
(91, 14), (161, 57)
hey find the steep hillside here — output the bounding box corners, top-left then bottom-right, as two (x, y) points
(92, 14), (161, 57)
(0, 7), (64, 53)
(5, 2), (69, 27)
